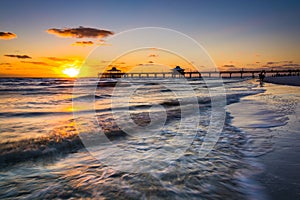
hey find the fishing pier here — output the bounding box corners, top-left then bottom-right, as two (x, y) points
(99, 66), (300, 79)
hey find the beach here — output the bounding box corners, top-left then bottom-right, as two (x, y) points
(264, 76), (300, 86)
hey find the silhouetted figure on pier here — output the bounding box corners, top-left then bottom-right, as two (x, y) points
(259, 70), (266, 86)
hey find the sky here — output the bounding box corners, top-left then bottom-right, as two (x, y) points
(0, 0), (300, 77)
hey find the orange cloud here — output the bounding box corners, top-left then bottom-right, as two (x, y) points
(21, 61), (51, 66)
(96, 39), (111, 46)
(71, 41), (94, 47)
(96, 42), (111, 46)
(45, 57), (73, 62)
(0, 32), (17, 40)
(4, 54), (32, 59)
(47, 26), (114, 38)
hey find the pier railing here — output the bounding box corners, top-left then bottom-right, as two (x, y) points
(99, 69), (300, 79)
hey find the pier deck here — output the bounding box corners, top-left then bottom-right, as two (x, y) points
(99, 69), (300, 79)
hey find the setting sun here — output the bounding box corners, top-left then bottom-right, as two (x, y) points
(62, 67), (79, 77)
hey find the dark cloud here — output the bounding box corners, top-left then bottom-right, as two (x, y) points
(4, 54), (32, 59)
(148, 61), (154, 63)
(72, 41), (94, 47)
(261, 65), (281, 69)
(282, 61), (293, 64)
(261, 63), (300, 69)
(137, 63), (154, 66)
(0, 63), (12, 70)
(282, 63), (300, 67)
(47, 26), (114, 38)
(222, 64), (236, 68)
(116, 62), (126, 65)
(149, 54), (158, 57)
(0, 32), (17, 40)
(101, 60), (111, 63)
(264, 61), (300, 69)
(46, 57), (72, 62)
(21, 61), (51, 66)
(245, 63), (256, 67)
(0, 62), (11, 65)
(266, 61), (294, 65)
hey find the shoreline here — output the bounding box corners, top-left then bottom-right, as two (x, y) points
(227, 80), (300, 199)
(264, 76), (300, 86)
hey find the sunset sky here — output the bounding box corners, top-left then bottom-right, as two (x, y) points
(1, 0), (300, 77)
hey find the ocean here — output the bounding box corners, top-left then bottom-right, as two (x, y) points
(0, 77), (299, 199)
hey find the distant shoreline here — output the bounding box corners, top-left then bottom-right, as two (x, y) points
(264, 76), (300, 86)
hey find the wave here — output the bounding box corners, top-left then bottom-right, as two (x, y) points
(0, 127), (128, 168)
(160, 99), (180, 107)
(50, 85), (75, 89)
(158, 91), (260, 109)
(226, 90), (264, 104)
(0, 88), (43, 92)
(0, 111), (73, 118)
(160, 89), (173, 93)
(120, 91), (258, 113)
(21, 91), (62, 95)
(0, 131), (83, 167)
(0, 79), (264, 168)
(0, 108), (120, 118)
(71, 94), (107, 101)
(52, 84), (97, 89)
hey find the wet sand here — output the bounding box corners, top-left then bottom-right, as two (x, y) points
(264, 76), (300, 86)
(227, 81), (300, 199)
(257, 127), (300, 200)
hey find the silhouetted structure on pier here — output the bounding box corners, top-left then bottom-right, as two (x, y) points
(101, 66), (123, 78)
(173, 66), (185, 75)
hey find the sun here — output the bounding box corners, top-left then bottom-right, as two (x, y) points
(62, 67), (79, 77)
